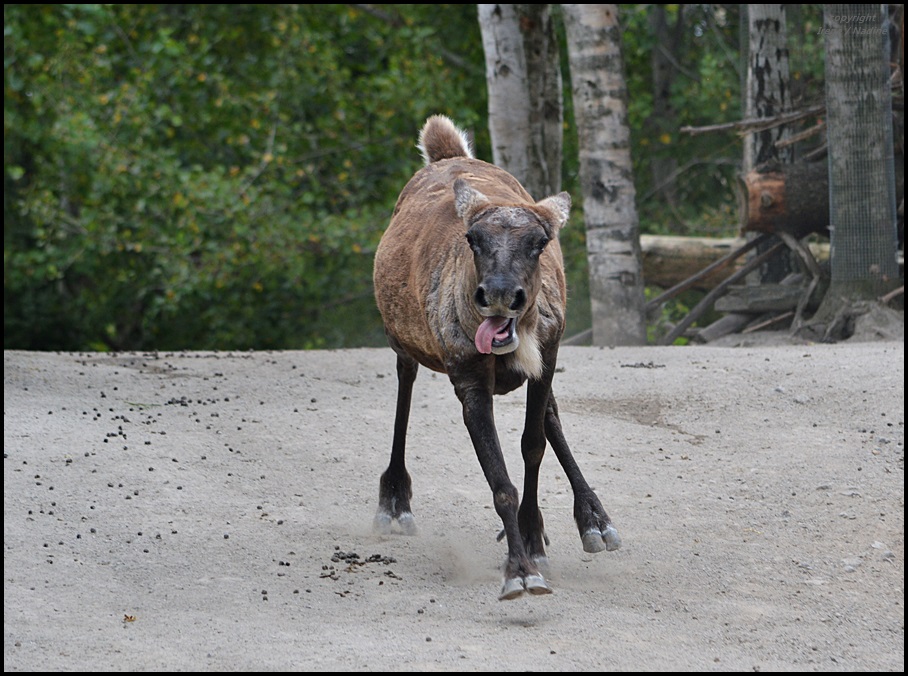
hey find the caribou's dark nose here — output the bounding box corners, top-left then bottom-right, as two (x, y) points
(510, 287), (526, 311)
(475, 281), (526, 313)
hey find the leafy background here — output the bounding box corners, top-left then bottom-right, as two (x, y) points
(4, 4), (824, 351)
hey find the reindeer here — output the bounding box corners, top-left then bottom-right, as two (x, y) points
(372, 115), (621, 600)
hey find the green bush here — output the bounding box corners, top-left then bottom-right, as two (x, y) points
(4, 4), (485, 350)
(6, 5), (825, 350)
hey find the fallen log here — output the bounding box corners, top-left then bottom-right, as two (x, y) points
(640, 234), (829, 294)
(658, 239), (787, 345)
(692, 313), (752, 343)
(641, 235), (750, 290)
(738, 162), (830, 238)
(739, 159), (903, 238)
(714, 284), (810, 313)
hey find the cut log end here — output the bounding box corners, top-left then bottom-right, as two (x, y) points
(738, 163), (830, 239)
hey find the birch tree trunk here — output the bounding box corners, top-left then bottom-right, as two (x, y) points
(809, 4), (900, 337)
(744, 4), (794, 283)
(562, 3), (646, 345)
(478, 4), (562, 198)
(744, 5), (793, 170)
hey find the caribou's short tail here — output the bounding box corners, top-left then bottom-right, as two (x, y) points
(417, 115), (474, 165)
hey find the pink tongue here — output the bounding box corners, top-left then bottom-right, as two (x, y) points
(475, 316), (511, 354)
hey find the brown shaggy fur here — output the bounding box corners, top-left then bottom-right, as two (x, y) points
(375, 115), (569, 380)
(372, 115), (619, 600)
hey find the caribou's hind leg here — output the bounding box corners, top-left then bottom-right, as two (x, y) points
(374, 353), (418, 535)
(545, 393), (622, 553)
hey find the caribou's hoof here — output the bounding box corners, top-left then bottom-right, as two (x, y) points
(397, 512), (417, 535)
(602, 524), (621, 550)
(524, 574), (553, 596)
(498, 574), (553, 601)
(373, 511), (392, 534)
(373, 511), (417, 535)
(582, 525), (622, 553)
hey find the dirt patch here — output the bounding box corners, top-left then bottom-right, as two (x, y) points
(3, 343), (904, 671)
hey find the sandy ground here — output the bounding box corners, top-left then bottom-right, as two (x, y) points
(3, 338), (904, 671)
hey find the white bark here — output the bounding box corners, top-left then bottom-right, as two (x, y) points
(745, 4), (794, 282)
(478, 4), (562, 198)
(562, 3), (646, 345)
(744, 5), (793, 170)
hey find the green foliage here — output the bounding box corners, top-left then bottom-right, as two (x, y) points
(620, 5), (825, 237)
(620, 4), (743, 236)
(4, 4), (828, 350)
(5, 4), (485, 350)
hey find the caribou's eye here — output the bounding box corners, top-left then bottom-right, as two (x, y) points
(532, 235), (550, 256)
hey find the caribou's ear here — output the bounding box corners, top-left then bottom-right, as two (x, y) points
(536, 192), (571, 230)
(453, 178), (490, 220)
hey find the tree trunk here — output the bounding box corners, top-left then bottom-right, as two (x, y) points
(562, 4), (646, 346)
(811, 3), (900, 338)
(646, 5), (683, 216)
(744, 5), (793, 169)
(477, 4), (562, 198)
(745, 4), (794, 283)
(739, 161), (830, 237)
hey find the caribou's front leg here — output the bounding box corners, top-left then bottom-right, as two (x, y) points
(451, 364), (552, 600)
(545, 393), (622, 553)
(374, 353), (419, 535)
(514, 375), (553, 565)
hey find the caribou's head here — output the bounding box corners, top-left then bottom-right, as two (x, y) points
(453, 178), (571, 356)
